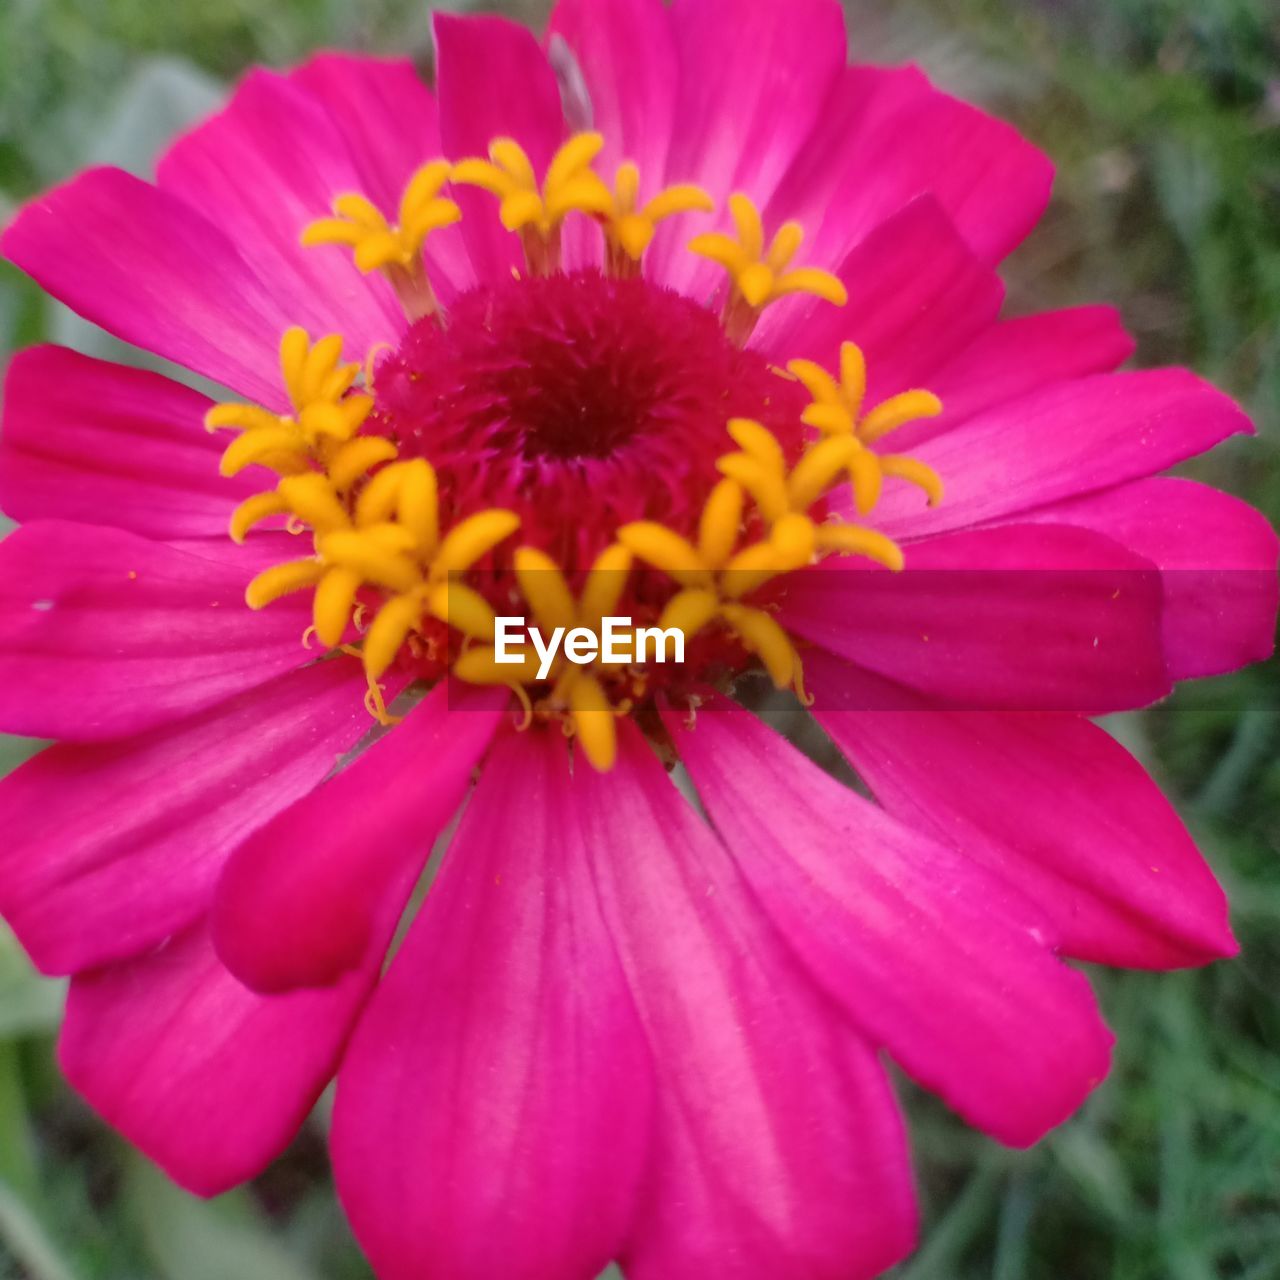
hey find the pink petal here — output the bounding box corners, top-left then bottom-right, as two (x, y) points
(0, 520), (310, 740)
(289, 54), (476, 300)
(434, 14), (566, 284)
(156, 70), (405, 350)
(2, 168), (309, 407)
(666, 700), (1114, 1147)
(0, 345), (246, 538)
(649, 0), (848, 294)
(783, 522), (1170, 713)
(1021, 477), (1279, 680)
(875, 368), (1255, 540)
(60, 922), (378, 1197)
(809, 68), (1053, 267)
(167, 529), (304, 571)
(924, 305), (1136, 436)
(755, 197), (1004, 399)
(0, 660), (371, 976)
(580, 721), (917, 1280)
(332, 728), (653, 1280)
(212, 680), (506, 994)
(764, 66), (933, 237)
(667, 0), (846, 199)
(809, 654), (1237, 968)
(547, 0), (677, 185)
(290, 55), (440, 212)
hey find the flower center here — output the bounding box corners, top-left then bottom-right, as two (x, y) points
(205, 131), (946, 770)
(372, 270), (805, 570)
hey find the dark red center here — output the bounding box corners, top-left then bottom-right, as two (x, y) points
(370, 270), (805, 573)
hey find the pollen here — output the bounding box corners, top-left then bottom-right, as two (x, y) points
(454, 543), (635, 772)
(302, 161), (460, 320)
(206, 327), (378, 482)
(786, 341), (945, 513)
(715, 418), (906, 570)
(689, 194), (848, 344)
(245, 456), (520, 683)
(618, 479), (808, 694)
(205, 130), (945, 771)
(601, 162), (714, 276)
(205, 326), (520, 684)
(452, 132), (613, 275)
(619, 414), (910, 696)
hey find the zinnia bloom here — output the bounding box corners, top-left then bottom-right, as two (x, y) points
(0, 1), (1275, 1276)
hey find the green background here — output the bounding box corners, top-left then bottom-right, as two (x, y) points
(1, 0), (1278, 1276)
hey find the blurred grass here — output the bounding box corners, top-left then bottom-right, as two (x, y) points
(1, 0), (1279, 1277)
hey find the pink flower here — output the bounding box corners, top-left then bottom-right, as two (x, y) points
(0, 1), (1275, 1277)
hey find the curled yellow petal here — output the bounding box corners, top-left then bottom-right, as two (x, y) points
(355, 461), (411, 526)
(278, 473), (350, 533)
(773, 267), (848, 306)
(313, 566), (363, 647)
(514, 546), (577, 634)
(318, 530), (421, 593)
(568, 674), (618, 772)
(328, 436), (399, 492)
(726, 417), (787, 472)
(436, 509), (520, 574)
(580, 543), (634, 630)
(616, 523), (711, 588)
(720, 542), (786, 600)
(364, 593), (424, 680)
(453, 645), (541, 685)
(814, 524), (905, 571)
(769, 513), (817, 570)
(880, 456), (944, 507)
(395, 459), (440, 551)
(658, 587), (720, 639)
(230, 490), (290, 544)
(839, 341), (868, 416)
(719, 603), (798, 689)
(715, 453), (789, 523)
(219, 427), (306, 478)
(697, 478), (745, 568)
(428, 581), (499, 642)
(786, 435), (860, 511)
(847, 449), (884, 515)
(245, 558), (325, 609)
(860, 390), (943, 443)
(786, 358), (843, 406)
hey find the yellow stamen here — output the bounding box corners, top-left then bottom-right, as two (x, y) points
(515, 546), (578, 634)
(451, 543), (635, 771)
(579, 542), (633, 630)
(715, 417), (907, 555)
(601, 161), (714, 276)
(245, 558), (326, 609)
(622, 487), (809, 693)
(302, 161), (460, 320)
(313, 567), (363, 647)
(214, 334), (521, 690)
(567, 672), (617, 771)
(689, 194), (847, 343)
(719, 603), (799, 690)
(788, 342), (945, 512)
(230, 491), (290, 544)
(621, 403), (915, 695)
(452, 132), (613, 275)
(206, 330), (374, 481)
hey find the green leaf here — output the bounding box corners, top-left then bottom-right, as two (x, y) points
(0, 925), (64, 1040)
(126, 1156), (325, 1280)
(0, 1182), (82, 1280)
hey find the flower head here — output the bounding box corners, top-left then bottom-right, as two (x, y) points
(0, 3), (1275, 1280)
